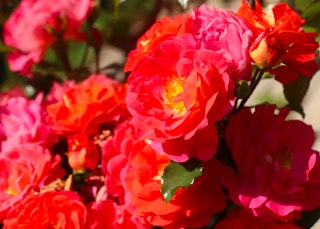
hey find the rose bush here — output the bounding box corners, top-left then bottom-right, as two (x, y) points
(0, 0), (319, 228)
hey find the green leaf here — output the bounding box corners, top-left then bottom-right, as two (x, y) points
(301, 0), (320, 27)
(68, 41), (94, 68)
(161, 158), (203, 203)
(283, 75), (312, 117)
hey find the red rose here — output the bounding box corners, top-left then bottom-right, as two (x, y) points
(124, 144), (226, 228)
(67, 133), (100, 170)
(238, 0), (319, 84)
(102, 119), (226, 228)
(0, 144), (64, 222)
(127, 35), (234, 161)
(3, 191), (86, 229)
(85, 199), (151, 229)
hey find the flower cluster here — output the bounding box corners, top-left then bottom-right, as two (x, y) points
(0, 0), (319, 228)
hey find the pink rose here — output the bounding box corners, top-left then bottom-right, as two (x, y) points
(223, 105), (320, 221)
(3, 0), (91, 77)
(191, 5), (253, 81)
(0, 87), (26, 106)
(0, 144), (64, 222)
(0, 94), (56, 152)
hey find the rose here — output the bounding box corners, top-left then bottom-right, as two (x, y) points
(102, 120), (140, 204)
(46, 80), (76, 105)
(0, 87), (25, 106)
(126, 34), (234, 161)
(102, 119), (226, 228)
(124, 14), (191, 72)
(3, 191), (86, 229)
(125, 4), (253, 83)
(0, 94), (56, 152)
(0, 144), (64, 222)
(223, 105), (320, 221)
(3, 0), (91, 77)
(237, 0), (319, 84)
(85, 199), (151, 229)
(215, 209), (302, 229)
(46, 74), (128, 134)
(191, 4), (253, 81)
(125, 5), (255, 161)
(124, 139), (227, 228)
(67, 133), (100, 170)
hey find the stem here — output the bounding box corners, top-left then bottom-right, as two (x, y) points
(79, 43), (89, 68)
(94, 48), (100, 74)
(235, 68), (265, 113)
(53, 37), (72, 77)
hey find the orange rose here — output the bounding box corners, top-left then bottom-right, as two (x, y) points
(46, 74), (128, 134)
(124, 14), (191, 72)
(3, 191), (86, 229)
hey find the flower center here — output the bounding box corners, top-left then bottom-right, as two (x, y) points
(276, 146), (292, 169)
(164, 77), (186, 114)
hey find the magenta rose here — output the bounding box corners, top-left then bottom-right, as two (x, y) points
(215, 208), (302, 229)
(3, 0), (91, 77)
(0, 94), (56, 152)
(223, 105), (320, 221)
(191, 5), (253, 81)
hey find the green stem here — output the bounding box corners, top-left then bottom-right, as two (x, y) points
(79, 43), (89, 68)
(94, 48), (100, 74)
(235, 68), (265, 113)
(53, 37), (72, 78)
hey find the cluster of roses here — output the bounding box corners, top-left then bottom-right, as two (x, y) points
(1, 0), (320, 228)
